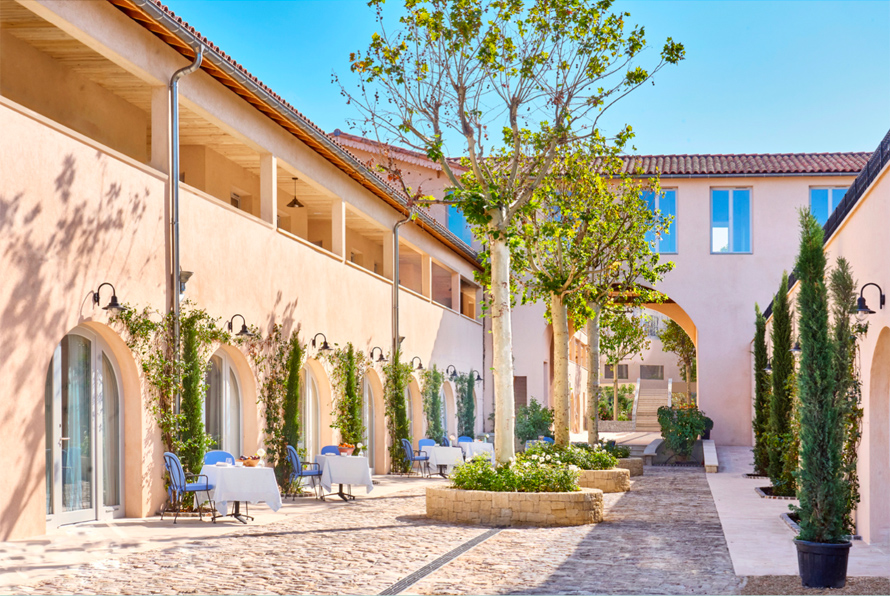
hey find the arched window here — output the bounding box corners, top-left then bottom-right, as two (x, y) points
(204, 351), (242, 455)
(44, 329), (123, 524)
(362, 377), (375, 472)
(301, 367), (321, 456)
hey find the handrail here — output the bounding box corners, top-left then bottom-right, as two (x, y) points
(631, 378), (641, 421)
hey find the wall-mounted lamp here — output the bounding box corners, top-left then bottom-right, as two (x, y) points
(180, 270), (193, 295)
(856, 282), (885, 321)
(474, 370), (483, 383)
(410, 356), (424, 371)
(764, 358), (773, 374)
(312, 333), (332, 351)
(93, 282), (128, 313)
(370, 346), (387, 363)
(790, 340), (802, 356)
(287, 177), (304, 208)
(227, 314), (255, 338)
(445, 365), (458, 380)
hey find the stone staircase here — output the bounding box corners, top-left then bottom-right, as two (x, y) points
(634, 387), (670, 432)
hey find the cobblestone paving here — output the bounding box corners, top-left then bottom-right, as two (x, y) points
(9, 468), (741, 595)
(413, 468), (740, 595)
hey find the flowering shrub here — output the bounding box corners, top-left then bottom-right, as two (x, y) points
(450, 453), (580, 493)
(526, 443), (618, 470)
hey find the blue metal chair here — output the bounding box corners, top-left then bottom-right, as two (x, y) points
(457, 436), (473, 443)
(442, 436), (451, 447)
(542, 437), (555, 444)
(400, 438), (430, 477)
(286, 444), (322, 499)
(204, 450), (235, 465)
(418, 438), (436, 450)
(162, 452), (215, 523)
(320, 445), (340, 456)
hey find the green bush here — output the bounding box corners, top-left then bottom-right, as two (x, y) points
(526, 442), (618, 470)
(597, 385), (634, 420)
(450, 452), (580, 493)
(657, 405), (708, 459)
(587, 440), (631, 459)
(515, 398), (554, 442)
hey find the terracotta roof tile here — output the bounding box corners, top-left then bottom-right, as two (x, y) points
(620, 152), (870, 176)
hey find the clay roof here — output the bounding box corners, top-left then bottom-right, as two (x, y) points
(330, 129), (466, 172)
(620, 152), (870, 177)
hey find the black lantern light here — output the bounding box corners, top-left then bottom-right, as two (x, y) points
(370, 346), (387, 363)
(410, 356), (424, 371)
(288, 177), (304, 208)
(445, 365), (458, 380)
(312, 333), (332, 351)
(93, 282), (128, 313)
(227, 314), (255, 338)
(856, 282), (885, 321)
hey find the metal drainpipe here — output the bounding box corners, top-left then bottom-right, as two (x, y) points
(169, 47), (204, 414)
(392, 215), (411, 357)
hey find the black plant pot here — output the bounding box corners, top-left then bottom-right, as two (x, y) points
(794, 539), (851, 589)
(702, 429), (711, 440)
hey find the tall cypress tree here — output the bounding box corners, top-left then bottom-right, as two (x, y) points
(752, 304), (771, 476)
(283, 333), (302, 450)
(795, 210), (844, 543)
(768, 272), (794, 486)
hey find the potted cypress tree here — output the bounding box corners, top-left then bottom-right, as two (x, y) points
(793, 211), (850, 588)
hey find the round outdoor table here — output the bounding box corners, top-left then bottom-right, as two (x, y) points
(315, 454), (374, 501)
(199, 464), (282, 523)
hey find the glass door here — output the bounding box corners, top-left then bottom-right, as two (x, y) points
(45, 330), (122, 526)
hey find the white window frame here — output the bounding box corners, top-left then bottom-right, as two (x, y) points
(809, 186), (847, 225)
(646, 188), (678, 254)
(710, 187), (753, 255)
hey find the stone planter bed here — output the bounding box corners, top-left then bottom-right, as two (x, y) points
(617, 457), (644, 476)
(426, 486), (604, 527)
(578, 468), (631, 493)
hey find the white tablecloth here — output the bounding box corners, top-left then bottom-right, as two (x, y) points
(459, 441), (494, 459)
(315, 455), (374, 494)
(199, 464), (282, 516)
(422, 446), (465, 473)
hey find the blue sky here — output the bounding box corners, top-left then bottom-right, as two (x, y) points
(163, 0), (889, 155)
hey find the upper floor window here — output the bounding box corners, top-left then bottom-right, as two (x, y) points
(810, 187), (847, 227)
(447, 203), (474, 247)
(711, 189), (751, 254)
(604, 364), (628, 380)
(644, 189), (677, 254)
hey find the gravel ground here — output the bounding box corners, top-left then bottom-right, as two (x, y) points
(740, 576), (890, 595)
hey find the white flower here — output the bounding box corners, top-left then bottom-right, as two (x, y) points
(255, 448), (266, 457)
(356, 443), (363, 449)
(568, 465), (580, 472)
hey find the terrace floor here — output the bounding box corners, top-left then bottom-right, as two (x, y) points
(2, 459), (888, 595)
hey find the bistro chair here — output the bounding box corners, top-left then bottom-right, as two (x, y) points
(418, 438), (436, 451)
(542, 437), (555, 444)
(286, 444), (322, 499)
(400, 438), (430, 477)
(162, 452), (215, 524)
(320, 445), (340, 456)
(457, 436), (473, 443)
(204, 450), (235, 465)
(441, 436), (451, 447)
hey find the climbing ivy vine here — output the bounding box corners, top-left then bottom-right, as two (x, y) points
(456, 371), (476, 438)
(422, 365), (445, 441)
(327, 343), (368, 450)
(384, 350), (413, 473)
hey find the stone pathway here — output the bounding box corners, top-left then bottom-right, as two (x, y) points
(7, 468), (741, 595)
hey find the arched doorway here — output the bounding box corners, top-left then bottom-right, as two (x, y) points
(44, 327), (123, 525)
(408, 377), (424, 443)
(443, 382), (457, 437)
(300, 365), (322, 457)
(362, 375), (376, 473)
(204, 349), (242, 456)
(865, 327), (890, 544)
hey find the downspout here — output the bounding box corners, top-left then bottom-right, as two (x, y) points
(391, 215), (411, 357)
(169, 47), (204, 413)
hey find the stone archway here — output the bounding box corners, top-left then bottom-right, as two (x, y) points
(365, 368), (387, 473)
(863, 326), (890, 544)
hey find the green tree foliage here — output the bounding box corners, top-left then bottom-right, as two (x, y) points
(341, 0), (683, 462)
(384, 350), (413, 473)
(328, 343), (368, 447)
(659, 319), (697, 401)
(422, 365), (446, 441)
(656, 405), (708, 460)
(283, 333), (304, 453)
(179, 316), (211, 476)
(752, 304), (772, 476)
(515, 399), (554, 443)
(768, 272), (794, 484)
(601, 308), (651, 421)
(512, 137), (672, 446)
(828, 257), (863, 535)
(456, 371), (476, 438)
(596, 385), (635, 421)
(795, 210), (845, 543)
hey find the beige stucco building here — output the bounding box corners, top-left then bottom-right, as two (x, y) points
(0, 0), (886, 548)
